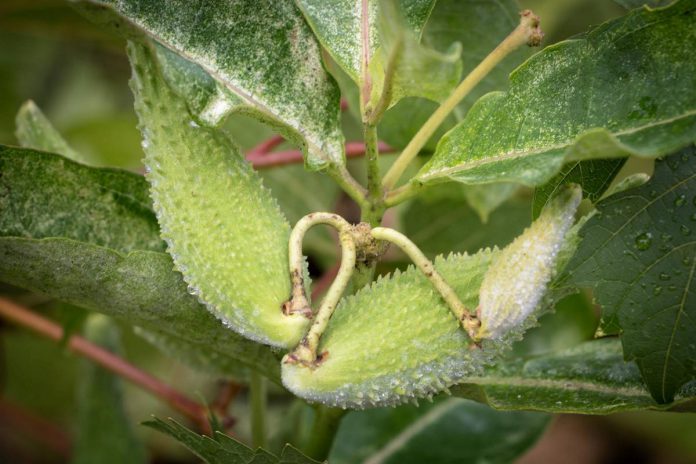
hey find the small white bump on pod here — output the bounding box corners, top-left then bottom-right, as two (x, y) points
(476, 184), (582, 340)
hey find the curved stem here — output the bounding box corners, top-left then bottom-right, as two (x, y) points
(370, 227), (480, 338)
(381, 10), (543, 190)
(384, 181), (424, 207)
(304, 406), (346, 461)
(327, 165), (370, 211)
(284, 213), (357, 365)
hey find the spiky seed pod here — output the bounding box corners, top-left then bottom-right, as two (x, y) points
(128, 42), (309, 348)
(476, 184), (582, 341)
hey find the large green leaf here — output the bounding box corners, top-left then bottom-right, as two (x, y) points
(563, 147), (696, 403)
(418, 0), (696, 186)
(378, 0), (532, 151)
(144, 417), (321, 464)
(330, 398), (548, 464)
(72, 315), (147, 464)
(76, 0), (344, 170)
(129, 42), (309, 348)
(453, 338), (692, 413)
(283, 188), (580, 408)
(0, 237), (280, 381)
(0, 145), (164, 254)
(0, 145), (279, 380)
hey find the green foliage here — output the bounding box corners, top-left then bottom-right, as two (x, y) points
(330, 398), (549, 463)
(15, 100), (83, 162)
(418, 0), (696, 186)
(72, 315), (147, 464)
(77, 0), (344, 170)
(565, 147), (696, 403)
(144, 417), (320, 464)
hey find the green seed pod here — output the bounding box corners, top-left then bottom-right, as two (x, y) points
(476, 184), (582, 340)
(128, 42), (308, 348)
(282, 250), (506, 408)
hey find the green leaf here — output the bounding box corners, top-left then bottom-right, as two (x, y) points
(76, 0), (344, 170)
(143, 417), (321, 464)
(0, 237), (280, 381)
(283, 188), (580, 409)
(378, 0), (533, 150)
(452, 338), (688, 413)
(15, 100), (84, 163)
(418, 0), (696, 186)
(0, 145), (164, 254)
(563, 146), (696, 403)
(532, 159), (626, 218)
(330, 398), (548, 464)
(615, 0), (675, 9)
(72, 315), (147, 464)
(401, 183), (531, 257)
(129, 42), (309, 348)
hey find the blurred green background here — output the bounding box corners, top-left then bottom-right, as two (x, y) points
(1, 0), (695, 463)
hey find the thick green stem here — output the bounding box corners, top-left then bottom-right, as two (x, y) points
(362, 124), (386, 227)
(327, 164), (369, 211)
(249, 370), (267, 449)
(304, 406), (346, 461)
(371, 227), (480, 338)
(381, 10), (543, 190)
(285, 213), (357, 365)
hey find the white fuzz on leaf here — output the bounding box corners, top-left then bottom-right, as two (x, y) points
(476, 184), (582, 340)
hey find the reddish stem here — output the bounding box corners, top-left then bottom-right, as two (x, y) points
(0, 398), (71, 458)
(247, 135), (285, 156)
(0, 297), (208, 430)
(311, 263), (342, 301)
(247, 141), (394, 169)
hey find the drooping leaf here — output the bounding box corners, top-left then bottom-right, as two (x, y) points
(378, 0), (533, 151)
(15, 100), (84, 163)
(330, 398), (548, 464)
(453, 338), (693, 413)
(461, 183), (520, 223)
(76, 0), (344, 170)
(283, 188), (580, 408)
(0, 237), (280, 381)
(401, 183), (530, 257)
(0, 145), (164, 254)
(418, 0), (696, 186)
(143, 417), (321, 464)
(532, 159), (626, 218)
(129, 42), (309, 348)
(72, 315), (147, 464)
(563, 147), (696, 403)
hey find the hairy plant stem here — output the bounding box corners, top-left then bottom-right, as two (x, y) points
(285, 213), (357, 365)
(362, 124), (386, 227)
(304, 406), (346, 461)
(0, 297), (209, 430)
(370, 227), (480, 338)
(249, 370), (267, 449)
(381, 10), (543, 190)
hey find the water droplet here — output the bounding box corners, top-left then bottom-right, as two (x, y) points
(659, 273), (670, 281)
(668, 285), (677, 292)
(681, 225), (692, 236)
(675, 194), (686, 207)
(653, 286), (663, 296)
(634, 232), (653, 250)
(661, 233), (672, 242)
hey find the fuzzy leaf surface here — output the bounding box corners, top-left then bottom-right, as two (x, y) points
(453, 338), (690, 413)
(77, 0), (344, 169)
(129, 42), (308, 348)
(418, 0), (696, 186)
(330, 398), (548, 464)
(0, 145), (164, 254)
(564, 147), (696, 403)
